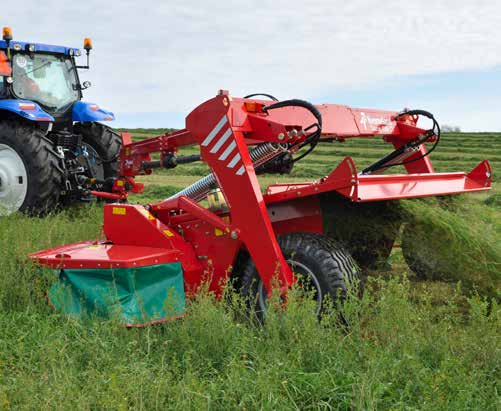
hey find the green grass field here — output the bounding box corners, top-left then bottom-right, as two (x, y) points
(0, 132), (499, 410)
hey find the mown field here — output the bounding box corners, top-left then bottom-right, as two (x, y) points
(0, 131), (499, 410)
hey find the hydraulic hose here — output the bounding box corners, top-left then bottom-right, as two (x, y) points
(243, 93), (279, 101)
(390, 109), (441, 168)
(262, 99), (323, 163)
(362, 109), (441, 174)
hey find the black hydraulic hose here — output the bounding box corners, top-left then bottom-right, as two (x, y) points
(389, 109), (441, 168)
(262, 99), (323, 163)
(263, 99), (322, 128)
(361, 109), (441, 174)
(243, 93), (279, 101)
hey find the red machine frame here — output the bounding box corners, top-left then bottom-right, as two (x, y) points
(31, 91), (492, 298)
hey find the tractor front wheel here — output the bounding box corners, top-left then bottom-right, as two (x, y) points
(0, 119), (63, 216)
(73, 122), (122, 182)
(239, 232), (362, 321)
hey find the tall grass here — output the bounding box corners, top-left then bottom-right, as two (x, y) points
(399, 195), (500, 299)
(1, 131), (500, 409)
(0, 277), (498, 409)
(0, 201), (499, 409)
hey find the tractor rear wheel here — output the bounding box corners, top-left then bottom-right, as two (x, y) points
(0, 119), (64, 216)
(73, 122), (122, 181)
(239, 232), (362, 321)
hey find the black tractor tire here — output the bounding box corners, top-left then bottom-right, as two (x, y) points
(239, 232), (362, 321)
(321, 193), (402, 271)
(73, 122), (122, 180)
(0, 119), (64, 216)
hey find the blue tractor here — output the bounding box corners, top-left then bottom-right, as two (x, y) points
(0, 27), (121, 215)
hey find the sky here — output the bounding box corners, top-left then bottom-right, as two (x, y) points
(5, 0), (501, 131)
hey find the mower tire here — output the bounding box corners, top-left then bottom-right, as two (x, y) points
(240, 232), (362, 320)
(0, 119), (64, 216)
(73, 122), (122, 180)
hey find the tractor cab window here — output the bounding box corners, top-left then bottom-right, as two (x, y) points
(11, 53), (80, 112)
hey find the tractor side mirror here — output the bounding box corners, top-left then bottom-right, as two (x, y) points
(82, 81), (91, 89)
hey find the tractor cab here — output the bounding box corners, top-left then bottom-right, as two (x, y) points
(10, 52), (81, 115)
(0, 28), (113, 125)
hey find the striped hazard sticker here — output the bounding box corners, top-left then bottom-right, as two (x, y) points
(201, 116), (246, 176)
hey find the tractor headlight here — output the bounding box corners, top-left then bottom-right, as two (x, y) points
(27, 44), (35, 52)
(13, 43), (21, 51)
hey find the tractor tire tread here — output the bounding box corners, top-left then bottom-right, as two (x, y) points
(73, 122), (122, 178)
(0, 119), (64, 215)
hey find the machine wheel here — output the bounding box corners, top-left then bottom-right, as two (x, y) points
(0, 119), (64, 216)
(239, 232), (362, 320)
(73, 122), (122, 181)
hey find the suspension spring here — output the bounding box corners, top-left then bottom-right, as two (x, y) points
(167, 143), (286, 202)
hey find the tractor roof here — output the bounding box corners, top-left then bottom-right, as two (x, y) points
(0, 39), (79, 56)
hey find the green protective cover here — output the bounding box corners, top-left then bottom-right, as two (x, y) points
(48, 263), (185, 325)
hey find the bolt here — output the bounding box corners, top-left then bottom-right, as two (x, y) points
(230, 230), (238, 240)
(486, 172), (491, 178)
(278, 133), (285, 140)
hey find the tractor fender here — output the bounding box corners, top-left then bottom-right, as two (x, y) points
(0, 99), (54, 122)
(72, 101), (115, 122)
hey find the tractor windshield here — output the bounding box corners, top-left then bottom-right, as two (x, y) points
(11, 53), (80, 112)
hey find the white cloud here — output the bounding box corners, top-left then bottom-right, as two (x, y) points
(5, 0), (501, 127)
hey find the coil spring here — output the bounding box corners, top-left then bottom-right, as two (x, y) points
(168, 143), (285, 202)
